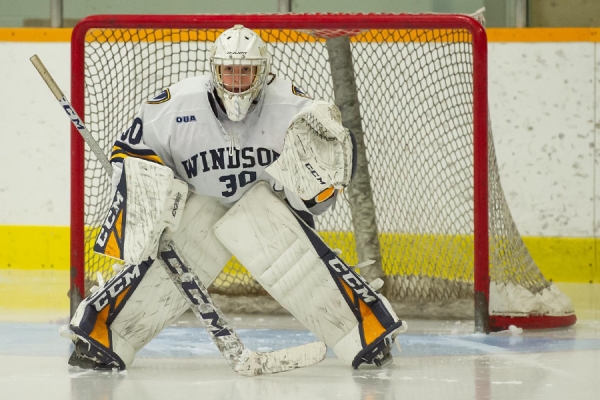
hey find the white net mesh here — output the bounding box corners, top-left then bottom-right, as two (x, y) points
(73, 22), (573, 323)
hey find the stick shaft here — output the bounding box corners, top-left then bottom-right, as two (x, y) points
(30, 54), (113, 176)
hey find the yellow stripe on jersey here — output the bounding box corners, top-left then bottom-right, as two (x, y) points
(110, 144), (164, 165)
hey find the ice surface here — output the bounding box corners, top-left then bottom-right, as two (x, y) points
(1, 319), (600, 400)
(0, 280), (599, 400)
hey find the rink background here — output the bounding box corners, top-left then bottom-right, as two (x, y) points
(1, 27), (600, 284)
(1, 272), (599, 400)
(1, 24), (600, 400)
(1, 269), (598, 324)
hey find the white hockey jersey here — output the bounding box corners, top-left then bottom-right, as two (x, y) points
(110, 75), (315, 211)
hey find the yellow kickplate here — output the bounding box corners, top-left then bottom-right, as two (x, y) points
(0, 225), (69, 270)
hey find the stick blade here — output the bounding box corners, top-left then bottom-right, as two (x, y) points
(235, 341), (327, 377)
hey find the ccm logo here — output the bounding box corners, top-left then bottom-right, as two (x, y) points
(60, 97), (85, 129)
(96, 191), (125, 247)
(172, 192), (182, 217)
(161, 247), (232, 338)
(91, 265), (141, 311)
(328, 258), (377, 304)
(305, 163), (326, 185)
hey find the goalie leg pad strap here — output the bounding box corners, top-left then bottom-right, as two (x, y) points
(213, 182), (402, 366)
(94, 157), (189, 265)
(71, 193), (231, 368)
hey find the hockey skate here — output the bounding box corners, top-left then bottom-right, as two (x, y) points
(63, 327), (124, 371)
(347, 269), (407, 368)
(352, 320), (406, 369)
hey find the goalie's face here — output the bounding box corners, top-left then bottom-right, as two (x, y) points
(210, 25), (271, 121)
(219, 64), (259, 94)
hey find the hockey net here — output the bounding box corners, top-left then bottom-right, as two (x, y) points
(70, 14), (576, 332)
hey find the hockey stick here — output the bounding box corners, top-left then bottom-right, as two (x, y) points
(30, 54), (326, 376)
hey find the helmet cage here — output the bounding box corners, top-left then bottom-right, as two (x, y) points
(211, 57), (269, 101)
(209, 25), (271, 121)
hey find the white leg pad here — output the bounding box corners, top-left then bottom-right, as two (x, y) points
(71, 193), (231, 367)
(94, 157), (188, 265)
(213, 182), (401, 366)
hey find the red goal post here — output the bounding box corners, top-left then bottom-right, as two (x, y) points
(70, 13), (576, 333)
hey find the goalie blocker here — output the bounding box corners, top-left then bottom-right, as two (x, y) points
(214, 182), (406, 368)
(94, 157), (188, 265)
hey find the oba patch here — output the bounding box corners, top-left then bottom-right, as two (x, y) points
(147, 89), (171, 104)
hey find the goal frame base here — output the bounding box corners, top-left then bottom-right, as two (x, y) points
(490, 314), (577, 332)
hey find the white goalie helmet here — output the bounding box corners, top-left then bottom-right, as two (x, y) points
(210, 25), (271, 121)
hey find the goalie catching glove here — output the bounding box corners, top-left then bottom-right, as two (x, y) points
(94, 157), (189, 265)
(266, 100), (355, 200)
